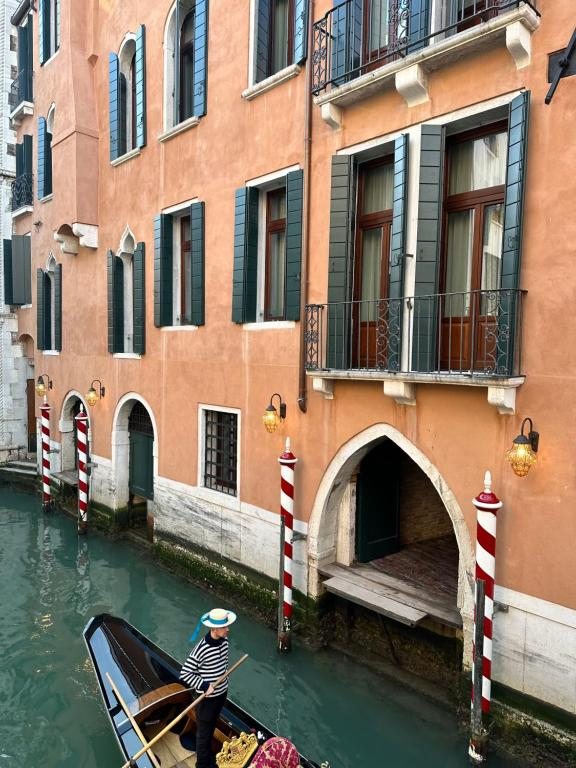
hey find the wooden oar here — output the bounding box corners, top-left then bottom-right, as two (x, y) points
(120, 653), (249, 768)
(105, 672), (162, 768)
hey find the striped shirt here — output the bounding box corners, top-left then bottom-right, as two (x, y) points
(180, 632), (229, 697)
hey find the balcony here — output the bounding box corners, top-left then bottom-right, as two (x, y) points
(304, 289), (526, 412)
(11, 172), (33, 216)
(9, 68), (33, 125)
(312, 0), (539, 127)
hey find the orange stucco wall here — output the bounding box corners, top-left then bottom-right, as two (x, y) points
(13, 0), (576, 612)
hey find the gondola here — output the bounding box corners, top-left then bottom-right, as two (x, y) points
(84, 614), (323, 768)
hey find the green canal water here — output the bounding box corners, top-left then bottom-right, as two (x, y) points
(0, 485), (522, 768)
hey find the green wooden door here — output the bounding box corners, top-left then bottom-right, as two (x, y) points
(356, 441), (400, 562)
(129, 431), (154, 499)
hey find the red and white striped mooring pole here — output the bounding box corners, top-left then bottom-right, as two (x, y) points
(469, 470), (502, 764)
(40, 403), (52, 510)
(75, 407), (89, 536)
(278, 438), (297, 652)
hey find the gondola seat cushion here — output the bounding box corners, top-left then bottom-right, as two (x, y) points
(250, 737), (301, 768)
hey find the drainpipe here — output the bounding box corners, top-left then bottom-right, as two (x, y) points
(297, 0), (315, 414)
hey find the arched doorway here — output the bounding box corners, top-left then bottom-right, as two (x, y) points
(308, 424), (475, 665)
(60, 392), (90, 473)
(128, 402), (154, 502)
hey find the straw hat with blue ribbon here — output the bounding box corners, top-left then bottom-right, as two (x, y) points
(189, 608), (237, 642)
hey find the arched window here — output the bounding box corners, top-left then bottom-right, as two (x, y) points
(37, 253), (62, 351)
(118, 227), (135, 353)
(38, 105), (54, 199)
(39, 0), (60, 64)
(45, 254), (56, 350)
(164, 0), (208, 130)
(119, 37), (137, 155)
(108, 229), (146, 355)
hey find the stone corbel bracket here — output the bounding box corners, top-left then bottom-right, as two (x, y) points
(54, 223), (98, 254)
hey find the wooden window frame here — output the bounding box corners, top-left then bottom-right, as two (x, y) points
(264, 188), (287, 321)
(268, 0), (295, 77)
(179, 10), (195, 123)
(203, 409), (238, 497)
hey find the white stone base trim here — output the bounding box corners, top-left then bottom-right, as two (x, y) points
(242, 64), (301, 101)
(395, 63), (429, 107)
(383, 380), (416, 406)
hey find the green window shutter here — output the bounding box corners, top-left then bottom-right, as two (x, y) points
(135, 25), (147, 148)
(154, 214), (173, 327)
(387, 133), (409, 372)
(23, 135), (33, 174)
(37, 268), (46, 350)
(11, 235), (32, 306)
(26, 17), (34, 99)
(3, 240), (13, 305)
(16, 142), (23, 178)
(327, 154), (355, 368)
(293, 0), (309, 65)
(412, 124), (445, 372)
(119, 73), (128, 157)
(173, 0), (181, 125)
(54, 263), (62, 351)
(45, 127), (53, 196)
(498, 90), (530, 374)
(107, 249), (124, 353)
(232, 187), (258, 323)
(38, 0), (46, 65)
(109, 53), (120, 161)
(190, 201), (205, 326)
(17, 22), (33, 101)
(193, 0), (208, 117)
(255, 0), (270, 83)
(285, 169), (303, 321)
(43, 272), (52, 349)
(37, 116), (46, 199)
(133, 241), (146, 354)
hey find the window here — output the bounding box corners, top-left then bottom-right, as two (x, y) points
(108, 230), (146, 355)
(440, 125), (507, 370)
(232, 170), (303, 324)
(40, 0), (60, 64)
(203, 409), (238, 496)
(164, 0), (208, 130)
(109, 27), (146, 161)
(154, 203), (205, 328)
(37, 254), (61, 351)
(7, 144), (15, 157)
(38, 106), (54, 199)
(10, 35), (17, 52)
(254, 0), (309, 84)
(119, 39), (137, 155)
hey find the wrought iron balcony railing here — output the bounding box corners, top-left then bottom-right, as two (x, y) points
(9, 68), (33, 109)
(305, 289), (525, 378)
(312, 0), (538, 95)
(11, 172), (33, 211)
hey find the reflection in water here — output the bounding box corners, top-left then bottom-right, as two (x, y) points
(0, 486), (522, 768)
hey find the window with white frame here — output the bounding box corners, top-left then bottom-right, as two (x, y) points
(172, 209), (193, 325)
(118, 37), (137, 154)
(40, 0), (60, 64)
(118, 228), (135, 353)
(201, 408), (239, 496)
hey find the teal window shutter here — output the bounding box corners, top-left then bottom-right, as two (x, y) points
(38, 0), (46, 65)
(408, 0), (430, 53)
(54, 263), (62, 351)
(37, 117), (46, 199)
(498, 91), (530, 374)
(135, 25), (147, 148)
(119, 73), (128, 157)
(285, 169), (303, 321)
(37, 268), (46, 350)
(16, 142), (23, 178)
(107, 249), (124, 352)
(388, 133), (409, 372)
(11, 235), (32, 306)
(23, 135), (33, 175)
(133, 242), (146, 354)
(44, 272), (52, 349)
(255, 0), (270, 83)
(154, 214), (173, 327)
(109, 53), (120, 161)
(190, 201), (205, 326)
(327, 154), (355, 368)
(193, 0), (208, 117)
(17, 21), (33, 101)
(293, 0), (308, 65)
(412, 124), (445, 372)
(3, 240), (13, 305)
(232, 188), (258, 323)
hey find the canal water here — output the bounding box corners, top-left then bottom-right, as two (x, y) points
(0, 485), (521, 768)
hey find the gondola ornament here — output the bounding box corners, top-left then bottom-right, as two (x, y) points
(216, 732), (259, 767)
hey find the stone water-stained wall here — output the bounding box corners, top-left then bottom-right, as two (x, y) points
(399, 452), (454, 545)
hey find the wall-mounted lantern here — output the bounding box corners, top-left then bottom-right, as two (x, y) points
(263, 393), (286, 434)
(86, 379), (105, 407)
(506, 417), (539, 477)
(35, 374), (52, 398)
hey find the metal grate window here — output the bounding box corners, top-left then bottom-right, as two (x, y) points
(204, 410), (238, 496)
(128, 402), (154, 436)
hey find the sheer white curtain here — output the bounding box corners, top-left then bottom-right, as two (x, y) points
(449, 132), (507, 194)
(273, 0), (289, 73)
(444, 211), (474, 317)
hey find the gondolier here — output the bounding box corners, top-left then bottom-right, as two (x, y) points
(180, 608), (237, 768)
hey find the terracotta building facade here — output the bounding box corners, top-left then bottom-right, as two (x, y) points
(7, 0), (576, 718)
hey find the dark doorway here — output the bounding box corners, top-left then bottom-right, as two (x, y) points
(128, 402), (154, 500)
(356, 440), (400, 561)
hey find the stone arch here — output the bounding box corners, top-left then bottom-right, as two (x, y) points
(111, 393), (158, 508)
(307, 423), (475, 632)
(59, 390), (90, 472)
(46, 103), (56, 135)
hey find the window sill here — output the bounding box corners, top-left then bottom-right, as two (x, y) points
(113, 352), (142, 359)
(192, 485), (240, 512)
(9, 100), (34, 127)
(243, 320), (296, 331)
(160, 324), (199, 332)
(242, 64), (301, 101)
(41, 49), (61, 68)
(158, 115), (200, 143)
(111, 147), (141, 167)
(11, 205), (33, 219)
(42, 350), (60, 356)
(40, 193), (53, 204)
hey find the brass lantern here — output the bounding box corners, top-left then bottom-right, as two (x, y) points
(506, 418), (539, 477)
(86, 379), (105, 407)
(263, 394), (286, 433)
(35, 374), (52, 398)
